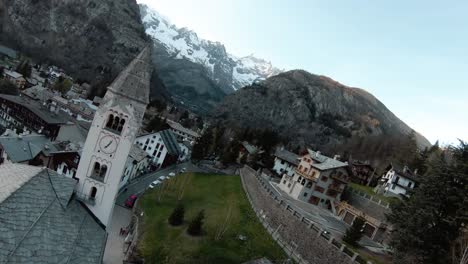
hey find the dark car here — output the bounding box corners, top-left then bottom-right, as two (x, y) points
(125, 194), (138, 208)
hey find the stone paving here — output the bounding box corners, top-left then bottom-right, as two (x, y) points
(103, 205), (133, 264)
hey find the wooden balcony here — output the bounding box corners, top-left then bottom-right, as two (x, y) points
(295, 168), (317, 181)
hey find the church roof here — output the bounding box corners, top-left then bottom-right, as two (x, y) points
(107, 46), (152, 105)
(0, 164), (106, 264)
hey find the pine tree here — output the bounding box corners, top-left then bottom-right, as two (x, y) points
(388, 141), (467, 264)
(187, 210), (205, 236)
(168, 204), (185, 226)
(343, 216), (365, 246)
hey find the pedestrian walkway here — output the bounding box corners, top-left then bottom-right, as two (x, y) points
(103, 205), (133, 264)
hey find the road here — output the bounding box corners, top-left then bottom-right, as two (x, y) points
(268, 179), (382, 248)
(115, 161), (205, 206)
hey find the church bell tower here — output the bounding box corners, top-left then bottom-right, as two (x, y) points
(75, 46), (151, 227)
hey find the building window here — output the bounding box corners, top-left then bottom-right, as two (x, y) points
(63, 165), (68, 174)
(321, 176), (328, 182)
(408, 182), (412, 188)
(391, 184), (396, 190)
(395, 176), (400, 184)
(287, 183), (291, 188)
(105, 113), (125, 134)
(91, 162), (106, 182)
(298, 165), (303, 171)
(303, 192), (308, 197)
(90, 187), (97, 199)
(306, 182), (313, 188)
(283, 180), (286, 184)
(280, 160), (285, 165)
(157, 152), (161, 158)
(297, 176), (302, 182)
(314, 186), (325, 193)
(301, 179), (306, 185)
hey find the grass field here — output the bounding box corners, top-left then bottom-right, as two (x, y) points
(137, 173), (286, 264)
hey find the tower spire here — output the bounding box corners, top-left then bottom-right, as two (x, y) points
(107, 45), (152, 104)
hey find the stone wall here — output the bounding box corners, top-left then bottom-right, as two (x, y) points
(240, 166), (370, 264)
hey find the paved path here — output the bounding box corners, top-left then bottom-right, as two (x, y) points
(103, 205), (132, 264)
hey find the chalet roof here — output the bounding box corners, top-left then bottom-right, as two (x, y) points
(391, 165), (419, 183)
(107, 46), (151, 105)
(160, 129), (181, 156)
(0, 94), (70, 125)
(307, 149), (348, 171)
(166, 119), (200, 138)
(0, 164), (106, 264)
(0, 135), (54, 163)
(274, 148), (299, 165)
(129, 145), (148, 162)
(21, 85), (55, 102)
(4, 69), (23, 79)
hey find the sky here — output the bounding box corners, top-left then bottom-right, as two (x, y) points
(138, 0), (468, 145)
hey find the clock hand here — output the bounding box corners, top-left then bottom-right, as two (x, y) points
(105, 140), (112, 149)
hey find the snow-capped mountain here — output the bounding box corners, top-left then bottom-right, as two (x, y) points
(139, 4), (282, 93)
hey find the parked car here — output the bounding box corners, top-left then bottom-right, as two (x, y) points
(125, 195), (138, 208)
(148, 180), (161, 189)
(159, 176), (167, 181)
(168, 172), (176, 177)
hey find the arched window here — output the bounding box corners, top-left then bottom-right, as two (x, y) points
(117, 119), (125, 132)
(112, 116), (120, 130)
(106, 114), (114, 129)
(100, 165), (107, 178)
(93, 162), (101, 176)
(90, 187), (97, 199)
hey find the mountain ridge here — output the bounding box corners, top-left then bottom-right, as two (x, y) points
(213, 69), (431, 151)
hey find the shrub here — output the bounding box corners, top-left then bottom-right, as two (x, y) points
(168, 204), (185, 226)
(187, 210), (205, 236)
(343, 216), (365, 246)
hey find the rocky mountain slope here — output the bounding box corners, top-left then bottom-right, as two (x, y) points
(0, 0), (149, 85)
(139, 4), (282, 112)
(213, 70), (431, 150)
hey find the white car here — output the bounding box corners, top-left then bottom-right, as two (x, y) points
(168, 172), (176, 177)
(159, 176), (167, 181)
(148, 180), (161, 189)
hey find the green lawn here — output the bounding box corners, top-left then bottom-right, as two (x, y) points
(137, 173), (286, 264)
(348, 183), (399, 204)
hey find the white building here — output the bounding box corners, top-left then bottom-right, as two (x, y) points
(378, 165), (418, 197)
(272, 147), (299, 177)
(135, 129), (181, 169)
(74, 47), (151, 227)
(278, 149), (349, 207)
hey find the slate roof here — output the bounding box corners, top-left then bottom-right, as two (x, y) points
(0, 135), (54, 163)
(4, 70), (23, 79)
(392, 166), (419, 183)
(107, 46), (151, 105)
(274, 148), (299, 165)
(129, 145), (148, 162)
(160, 129), (181, 156)
(0, 94), (70, 125)
(166, 119), (201, 138)
(21, 85), (55, 102)
(307, 149), (348, 171)
(241, 141), (259, 154)
(0, 164), (106, 264)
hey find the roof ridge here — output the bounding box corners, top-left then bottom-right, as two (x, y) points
(64, 211), (88, 264)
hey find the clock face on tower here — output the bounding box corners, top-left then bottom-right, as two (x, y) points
(99, 135), (118, 154)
